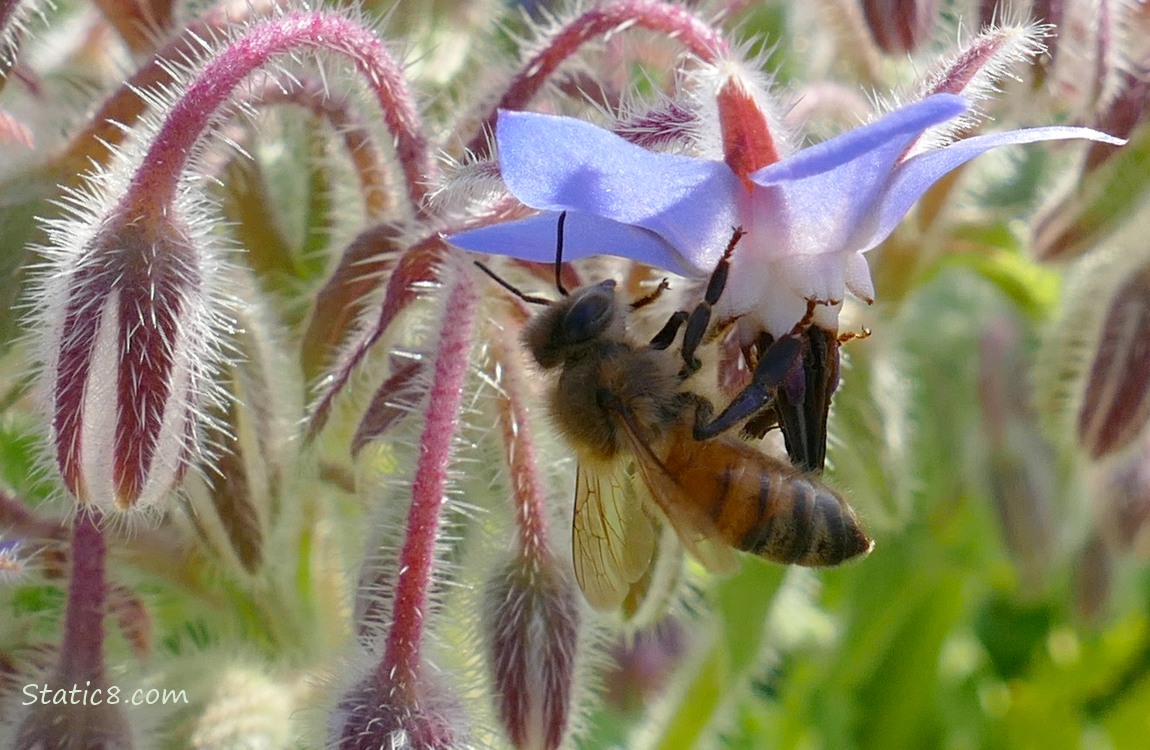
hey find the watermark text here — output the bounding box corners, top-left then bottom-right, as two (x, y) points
(22, 681), (189, 707)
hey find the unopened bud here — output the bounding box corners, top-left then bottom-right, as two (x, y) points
(612, 102), (698, 150)
(352, 355), (427, 456)
(1091, 439), (1150, 557)
(978, 320), (1056, 588)
(861, 0), (940, 54)
(13, 685), (134, 749)
(483, 554), (581, 750)
(1077, 263), (1150, 460)
(189, 667), (296, 749)
(36, 213), (224, 513)
(1086, 71), (1150, 171)
(330, 670), (460, 750)
(987, 448), (1056, 590)
(1046, 0), (1108, 113)
(604, 616), (690, 710)
(913, 23), (1048, 148)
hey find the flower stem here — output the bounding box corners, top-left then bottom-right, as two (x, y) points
(491, 324), (552, 562)
(121, 10), (430, 220)
(247, 74), (392, 218)
(381, 260), (477, 693)
(924, 27), (1008, 98)
(55, 0), (268, 178)
(466, 0), (728, 157)
(91, 0), (174, 54)
(59, 510), (108, 682)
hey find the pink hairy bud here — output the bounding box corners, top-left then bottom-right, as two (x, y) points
(330, 671), (459, 750)
(1077, 264), (1150, 460)
(14, 695), (134, 750)
(860, 0), (940, 54)
(44, 213), (218, 512)
(483, 555), (581, 750)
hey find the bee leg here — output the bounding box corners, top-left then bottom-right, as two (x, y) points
(688, 393), (715, 431)
(693, 335), (803, 440)
(838, 326), (871, 344)
(680, 228), (745, 374)
(741, 409), (779, 440)
(650, 310), (688, 350)
(631, 278), (671, 310)
(764, 300), (836, 471)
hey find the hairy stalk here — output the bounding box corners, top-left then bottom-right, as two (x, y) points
(381, 261), (477, 695)
(91, 0), (175, 55)
(246, 75), (392, 218)
(466, 0), (729, 157)
(115, 10), (430, 218)
(492, 322), (553, 561)
(59, 511), (108, 681)
(52, 0), (271, 178)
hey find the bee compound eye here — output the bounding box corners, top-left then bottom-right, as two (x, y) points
(562, 287), (614, 343)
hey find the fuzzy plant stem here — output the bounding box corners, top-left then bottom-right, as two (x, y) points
(248, 74), (392, 218)
(923, 27), (1010, 97)
(492, 325), (552, 562)
(54, 0), (267, 175)
(119, 10), (430, 221)
(381, 264), (478, 695)
(466, 0), (729, 157)
(92, 0), (175, 54)
(58, 511), (108, 682)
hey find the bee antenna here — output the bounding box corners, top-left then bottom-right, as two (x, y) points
(554, 211), (569, 297)
(473, 261), (551, 306)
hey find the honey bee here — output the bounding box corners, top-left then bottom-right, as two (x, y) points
(477, 214), (873, 611)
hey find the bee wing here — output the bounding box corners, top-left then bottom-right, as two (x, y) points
(614, 412), (739, 575)
(572, 462), (656, 611)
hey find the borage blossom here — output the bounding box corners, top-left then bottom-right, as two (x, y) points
(451, 96), (1122, 336)
(449, 88), (1122, 468)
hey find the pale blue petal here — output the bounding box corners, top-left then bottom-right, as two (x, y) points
(447, 210), (690, 272)
(746, 94), (969, 258)
(750, 94), (968, 184)
(496, 110), (744, 272)
(860, 126), (1127, 252)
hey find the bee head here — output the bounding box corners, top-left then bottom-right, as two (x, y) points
(523, 280), (621, 369)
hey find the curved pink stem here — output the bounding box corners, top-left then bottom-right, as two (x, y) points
(122, 10), (430, 222)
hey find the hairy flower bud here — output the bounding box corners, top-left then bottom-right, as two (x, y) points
(861, 0), (939, 54)
(188, 667), (295, 749)
(34, 210), (225, 513)
(13, 688), (134, 750)
(330, 670), (460, 750)
(483, 554), (581, 750)
(604, 616), (689, 710)
(1092, 439), (1150, 557)
(978, 321), (1056, 588)
(1077, 263), (1150, 459)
